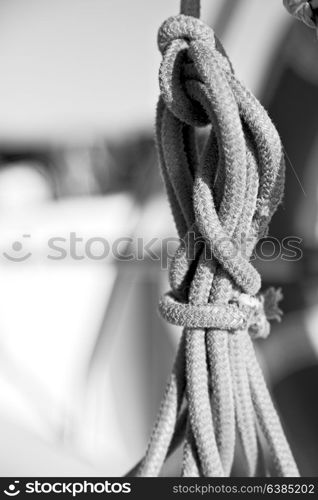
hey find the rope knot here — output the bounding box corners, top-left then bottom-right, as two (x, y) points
(137, 0), (299, 479)
(159, 287), (283, 339)
(235, 287), (283, 339)
(157, 14), (217, 126)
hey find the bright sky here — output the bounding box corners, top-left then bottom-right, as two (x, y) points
(0, 0), (223, 142)
(0, 0), (288, 142)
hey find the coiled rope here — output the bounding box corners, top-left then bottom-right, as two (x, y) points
(132, 0), (300, 477)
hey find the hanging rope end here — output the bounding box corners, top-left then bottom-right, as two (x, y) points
(263, 287), (284, 323)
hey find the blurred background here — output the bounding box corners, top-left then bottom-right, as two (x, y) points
(0, 0), (317, 477)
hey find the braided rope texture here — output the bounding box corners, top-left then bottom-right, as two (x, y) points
(132, 2), (300, 478)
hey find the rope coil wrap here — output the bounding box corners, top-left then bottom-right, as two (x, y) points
(134, 2), (299, 478)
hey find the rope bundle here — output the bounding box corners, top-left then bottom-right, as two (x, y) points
(133, 0), (299, 477)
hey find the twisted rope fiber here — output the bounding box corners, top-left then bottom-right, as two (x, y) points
(132, 0), (299, 477)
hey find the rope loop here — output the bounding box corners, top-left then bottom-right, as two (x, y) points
(158, 15), (214, 54)
(158, 15), (215, 126)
